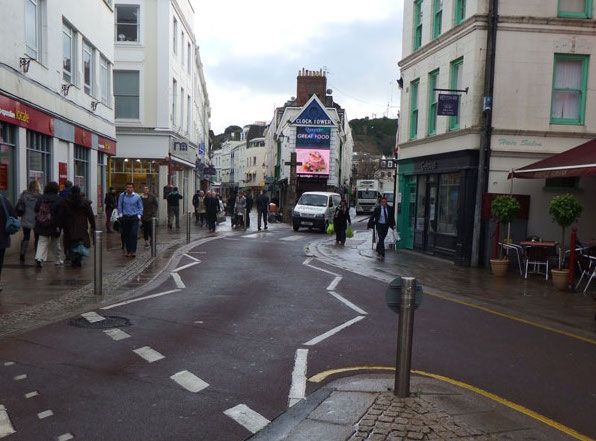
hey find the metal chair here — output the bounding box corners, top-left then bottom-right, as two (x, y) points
(576, 255), (596, 294)
(524, 246), (553, 280)
(499, 242), (524, 276)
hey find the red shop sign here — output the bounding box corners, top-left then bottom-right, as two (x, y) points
(0, 95), (54, 136)
(97, 136), (117, 155)
(75, 127), (92, 148)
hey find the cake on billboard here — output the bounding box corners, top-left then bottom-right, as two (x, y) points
(296, 149), (330, 176)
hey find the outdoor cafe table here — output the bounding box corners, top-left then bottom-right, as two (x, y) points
(520, 241), (557, 248)
(520, 241), (557, 279)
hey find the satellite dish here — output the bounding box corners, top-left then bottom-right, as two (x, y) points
(326, 89), (333, 95)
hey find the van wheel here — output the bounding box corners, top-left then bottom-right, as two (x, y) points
(293, 223), (299, 231)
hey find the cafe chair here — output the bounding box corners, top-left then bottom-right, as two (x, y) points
(524, 246), (553, 280)
(499, 242), (524, 276)
(576, 254), (596, 294)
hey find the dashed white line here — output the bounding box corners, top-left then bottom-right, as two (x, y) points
(224, 404), (270, 434)
(170, 371), (209, 393)
(25, 391), (39, 399)
(103, 328), (131, 341)
(0, 404), (16, 438)
(303, 316), (366, 346)
(329, 291), (368, 315)
(3, 362), (14, 366)
(133, 346), (165, 363)
(37, 410), (53, 420)
(172, 261), (200, 272)
(13, 374), (27, 381)
(101, 289), (181, 310)
(288, 349), (309, 408)
(183, 253), (201, 262)
(326, 276), (342, 291)
(57, 433), (74, 441)
(280, 235), (303, 241)
(171, 272), (186, 289)
(81, 312), (105, 323)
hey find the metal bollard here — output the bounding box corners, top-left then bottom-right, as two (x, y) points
(94, 230), (103, 295)
(395, 277), (416, 397)
(186, 211), (191, 243)
(151, 217), (157, 257)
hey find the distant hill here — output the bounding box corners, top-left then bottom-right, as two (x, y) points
(349, 117), (397, 156)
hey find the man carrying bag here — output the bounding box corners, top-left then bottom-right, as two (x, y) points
(368, 196), (395, 261)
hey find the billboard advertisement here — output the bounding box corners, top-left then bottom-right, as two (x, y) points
(296, 127), (331, 148)
(296, 149), (330, 176)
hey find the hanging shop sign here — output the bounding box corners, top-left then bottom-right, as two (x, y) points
(437, 94), (460, 116)
(75, 127), (92, 148)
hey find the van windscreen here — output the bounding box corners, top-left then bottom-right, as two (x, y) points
(297, 194), (327, 207)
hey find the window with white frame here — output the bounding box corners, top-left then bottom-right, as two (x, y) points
(550, 54), (589, 125)
(187, 95), (191, 133)
(114, 70), (140, 119)
(115, 5), (139, 42)
(172, 78), (178, 124)
(62, 22), (75, 83)
(187, 42), (191, 73)
(25, 0), (43, 60)
(181, 87), (185, 130)
(100, 56), (110, 105)
(83, 40), (94, 96)
(181, 32), (185, 65)
(173, 17), (178, 54)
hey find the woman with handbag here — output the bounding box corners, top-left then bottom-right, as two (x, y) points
(0, 193), (18, 291)
(333, 199), (351, 247)
(16, 180), (42, 263)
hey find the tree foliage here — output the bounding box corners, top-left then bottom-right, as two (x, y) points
(349, 117), (397, 156)
(491, 195), (520, 224)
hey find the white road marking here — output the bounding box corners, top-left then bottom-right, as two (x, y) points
(25, 391), (39, 399)
(57, 434), (74, 441)
(303, 316), (366, 346)
(302, 258), (339, 277)
(326, 276), (342, 291)
(183, 253), (201, 262)
(133, 346), (165, 363)
(103, 328), (131, 341)
(280, 235), (302, 241)
(187, 251), (207, 254)
(13, 374), (26, 381)
(170, 371), (209, 393)
(288, 349), (309, 408)
(81, 312), (105, 323)
(101, 289), (181, 310)
(37, 410), (53, 419)
(329, 292), (368, 315)
(171, 272), (186, 289)
(303, 257), (313, 265)
(224, 404), (270, 434)
(3, 362), (14, 366)
(172, 261), (200, 272)
(0, 405), (16, 438)
(194, 321), (204, 324)
(242, 233), (260, 238)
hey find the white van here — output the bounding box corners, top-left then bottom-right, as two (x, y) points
(292, 191), (341, 232)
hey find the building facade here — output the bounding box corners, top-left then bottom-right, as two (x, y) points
(111, 0), (210, 221)
(0, 0), (117, 212)
(397, 0), (595, 265)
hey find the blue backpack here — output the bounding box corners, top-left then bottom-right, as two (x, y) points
(1, 195), (21, 235)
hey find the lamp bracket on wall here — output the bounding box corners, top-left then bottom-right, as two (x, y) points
(90, 101), (100, 111)
(19, 55), (33, 73)
(61, 83), (73, 96)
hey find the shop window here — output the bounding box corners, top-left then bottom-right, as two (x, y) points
(0, 122), (17, 202)
(115, 5), (139, 42)
(550, 54), (589, 125)
(62, 22), (76, 84)
(83, 40), (94, 96)
(409, 79), (419, 140)
(428, 69), (439, 135)
(454, 0), (466, 24)
(74, 146), (89, 196)
(25, 0), (43, 61)
(449, 57), (463, 131)
(27, 130), (51, 187)
(433, 0), (442, 39)
(114, 70), (140, 119)
(413, 0), (422, 50)
(558, 0), (593, 18)
(437, 173), (460, 236)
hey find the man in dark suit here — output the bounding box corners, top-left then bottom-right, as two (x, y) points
(369, 196), (395, 261)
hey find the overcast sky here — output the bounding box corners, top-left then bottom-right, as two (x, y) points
(194, 0), (403, 134)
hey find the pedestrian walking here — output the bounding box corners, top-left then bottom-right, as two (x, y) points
(256, 189), (269, 231)
(227, 193), (236, 218)
(117, 182), (143, 258)
(59, 180), (73, 199)
(204, 191), (219, 232)
(63, 186), (95, 268)
(167, 186), (183, 229)
(234, 192), (247, 229)
(245, 191), (253, 228)
(368, 196), (395, 261)
(333, 199), (351, 246)
(141, 185), (158, 248)
(0, 193), (17, 291)
(193, 190), (206, 226)
(34, 181), (66, 268)
(16, 180), (42, 263)
(104, 187), (117, 233)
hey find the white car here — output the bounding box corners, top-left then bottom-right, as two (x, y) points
(292, 191), (341, 232)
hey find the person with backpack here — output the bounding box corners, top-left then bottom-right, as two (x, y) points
(16, 180), (42, 263)
(0, 193), (18, 291)
(34, 181), (66, 268)
(63, 186), (95, 268)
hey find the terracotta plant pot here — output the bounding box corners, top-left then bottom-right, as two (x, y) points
(490, 258), (509, 277)
(551, 269), (569, 291)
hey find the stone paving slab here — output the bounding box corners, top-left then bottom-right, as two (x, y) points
(309, 391), (377, 425)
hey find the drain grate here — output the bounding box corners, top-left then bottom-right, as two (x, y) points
(68, 315), (132, 329)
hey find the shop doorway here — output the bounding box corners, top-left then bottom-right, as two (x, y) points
(414, 175), (438, 253)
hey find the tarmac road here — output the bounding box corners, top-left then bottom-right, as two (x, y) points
(0, 221), (594, 440)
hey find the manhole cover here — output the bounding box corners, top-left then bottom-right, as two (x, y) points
(68, 315), (132, 329)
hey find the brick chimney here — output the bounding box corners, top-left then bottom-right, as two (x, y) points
(296, 68), (327, 106)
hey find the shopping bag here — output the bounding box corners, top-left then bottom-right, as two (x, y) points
(110, 209), (119, 223)
(346, 225), (354, 238)
(326, 223), (334, 235)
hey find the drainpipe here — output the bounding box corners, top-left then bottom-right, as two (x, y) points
(471, 0), (499, 267)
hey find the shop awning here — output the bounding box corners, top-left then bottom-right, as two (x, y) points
(509, 138), (596, 179)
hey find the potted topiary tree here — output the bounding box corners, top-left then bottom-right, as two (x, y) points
(490, 195), (521, 277)
(549, 194), (583, 290)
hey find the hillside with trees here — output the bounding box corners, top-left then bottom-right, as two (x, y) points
(349, 117), (398, 156)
